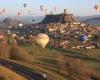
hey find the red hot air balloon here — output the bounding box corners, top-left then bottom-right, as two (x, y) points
(2, 9), (5, 13)
(0, 32), (4, 40)
(94, 4), (99, 11)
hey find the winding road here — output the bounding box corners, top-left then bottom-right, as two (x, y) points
(0, 59), (47, 80)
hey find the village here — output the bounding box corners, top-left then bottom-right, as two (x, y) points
(0, 9), (99, 51)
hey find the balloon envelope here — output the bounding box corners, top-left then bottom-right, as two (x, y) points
(35, 33), (49, 48)
(17, 12), (21, 16)
(94, 5), (99, 11)
(0, 32), (4, 39)
(40, 6), (44, 11)
(23, 3), (27, 7)
(80, 35), (88, 42)
(54, 6), (56, 11)
(2, 9), (5, 12)
(95, 27), (100, 30)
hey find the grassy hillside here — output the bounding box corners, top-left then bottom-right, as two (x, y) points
(0, 42), (100, 80)
(19, 43), (100, 72)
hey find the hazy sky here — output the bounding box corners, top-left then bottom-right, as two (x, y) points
(0, 0), (100, 16)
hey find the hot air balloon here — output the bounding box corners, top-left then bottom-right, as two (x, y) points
(17, 12), (21, 16)
(94, 4), (99, 11)
(80, 35), (88, 43)
(0, 32), (4, 40)
(35, 33), (49, 48)
(23, 3), (27, 7)
(2, 9), (5, 13)
(40, 5), (44, 11)
(54, 6), (56, 12)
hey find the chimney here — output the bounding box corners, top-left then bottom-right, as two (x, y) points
(64, 9), (67, 14)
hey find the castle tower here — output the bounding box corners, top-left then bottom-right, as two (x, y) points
(64, 9), (67, 15)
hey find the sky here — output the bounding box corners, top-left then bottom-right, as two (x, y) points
(0, 0), (100, 16)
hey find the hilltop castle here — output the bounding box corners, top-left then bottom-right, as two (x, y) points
(40, 9), (76, 24)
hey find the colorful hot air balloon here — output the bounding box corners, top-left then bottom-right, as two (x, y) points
(40, 5), (44, 11)
(94, 4), (99, 11)
(35, 33), (49, 48)
(80, 35), (88, 42)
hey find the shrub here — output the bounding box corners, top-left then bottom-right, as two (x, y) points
(0, 75), (8, 80)
(9, 46), (29, 62)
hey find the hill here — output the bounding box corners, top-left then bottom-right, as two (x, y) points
(0, 17), (23, 28)
(81, 17), (100, 26)
(75, 15), (100, 22)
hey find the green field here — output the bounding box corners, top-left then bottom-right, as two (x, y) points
(20, 43), (100, 72)
(1, 42), (99, 80)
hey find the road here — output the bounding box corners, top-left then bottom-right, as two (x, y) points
(0, 59), (47, 80)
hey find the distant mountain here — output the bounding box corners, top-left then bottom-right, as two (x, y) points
(1, 15), (100, 28)
(13, 16), (35, 24)
(0, 15), (44, 23)
(11, 16), (45, 24)
(0, 16), (45, 28)
(75, 15), (100, 22)
(75, 15), (100, 26)
(81, 17), (100, 26)
(0, 17), (22, 28)
(2, 17), (21, 25)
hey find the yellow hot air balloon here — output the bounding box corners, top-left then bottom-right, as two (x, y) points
(35, 33), (49, 48)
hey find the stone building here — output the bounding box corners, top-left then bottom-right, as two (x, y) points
(40, 9), (76, 24)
